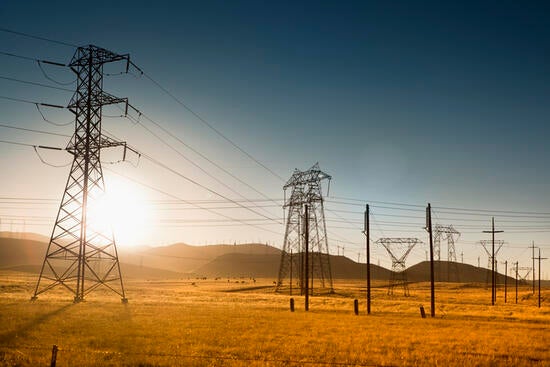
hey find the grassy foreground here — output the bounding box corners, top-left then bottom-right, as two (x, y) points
(0, 271), (549, 366)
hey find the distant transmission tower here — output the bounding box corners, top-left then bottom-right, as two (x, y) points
(518, 267), (532, 284)
(479, 240), (504, 287)
(32, 45), (138, 303)
(377, 238), (422, 296)
(276, 163), (333, 294)
(433, 224), (461, 282)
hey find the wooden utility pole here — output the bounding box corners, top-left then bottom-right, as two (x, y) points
(483, 217), (503, 306)
(531, 241), (536, 294)
(364, 204), (371, 315)
(535, 248), (547, 308)
(514, 261), (518, 304)
(304, 204), (309, 311)
(503, 260), (508, 303)
(427, 203), (435, 317)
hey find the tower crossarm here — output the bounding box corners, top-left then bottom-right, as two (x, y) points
(479, 240), (505, 257)
(434, 224), (460, 240)
(376, 238), (422, 264)
(283, 163), (331, 190)
(68, 93), (128, 112)
(68, 45), (130, 70)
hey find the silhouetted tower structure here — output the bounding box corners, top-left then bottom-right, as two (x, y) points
(377, 238), (422, 296)
(32, 45), (137, 303)
(518, 267), (532, 284)
(433, 224), (461, 282)
(480, 240), (504, 288)
(277, 163), (333, 294)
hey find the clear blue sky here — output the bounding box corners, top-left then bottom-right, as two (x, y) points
(0, 1), (549, 275)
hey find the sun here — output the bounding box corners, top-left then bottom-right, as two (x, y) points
(87, 176), (151, 248)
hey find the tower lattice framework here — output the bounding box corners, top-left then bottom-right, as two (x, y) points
(433, 224), (461, 282)
(276, 163), (333, 294)
(32, 45), (136, 303)
(377, 238), (421, 296)
(480, 240), (504, 287)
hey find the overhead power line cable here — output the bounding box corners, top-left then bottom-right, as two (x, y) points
(0, 139), (37, 148)
(0, 49), (74, 85)
(127, 105), (283, 208)
(0, 50), (68, 67)
(0, 27), (78, 48)
(105, 168), (283, 237)
(0, 95), (65, 108)
(0, 75), (73, 92)
(0, 139), (66, 168)
(0, 123), (70, 138)
(37, 61), (75, 85)
(102, 125), (283, 226)
(136, 70), (285, 182)
(137, 150), (282, 224)
(121, 108), (280, 220)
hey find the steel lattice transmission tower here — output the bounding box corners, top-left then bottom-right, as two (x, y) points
(276, 163), (333, 294)
(377, 238), (422, 296)
(32, 45), (137, 303)
(433, 224), (461, 282)
(480, 239), (504, 287)
(433, 224), (460, 262)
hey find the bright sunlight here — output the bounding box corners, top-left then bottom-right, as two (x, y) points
(87, 176), (151, 248)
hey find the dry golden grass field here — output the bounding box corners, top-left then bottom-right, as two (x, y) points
(0, 270), (549, 366)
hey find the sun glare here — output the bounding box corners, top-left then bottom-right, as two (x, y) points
(87, 176), (150, 248)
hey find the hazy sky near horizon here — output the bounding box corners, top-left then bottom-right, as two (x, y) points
(0, 1), (549, 274)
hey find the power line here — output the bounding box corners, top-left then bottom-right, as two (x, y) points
(0, 50), (67, 66)
(0, 75), (73, 92)
(105, 168), (283, 237)
(0, 95), (65, 108)
(0, 27), (78, 48)
(329, 195), (425, 208)
(121, 109), (280, 220)
(0, 123), (70, 138)
(37, 61), (75, 85)
(138, 151), (282, 224)
(0, 50), (38, 62)
(101, 129), (283, 226)
(0, 139), (37, 148)
(328, 197), (550, 217)
(139, 71), (285, 182)
(127, 105), (283, 211)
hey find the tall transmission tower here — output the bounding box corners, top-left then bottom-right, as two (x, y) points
(276, 163), (333, 294)
(32, 45), (137, 303)
(433, 224), (461, 282)
(377, 238), (422, 296)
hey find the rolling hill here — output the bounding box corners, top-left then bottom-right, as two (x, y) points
(121, 242), (281, 273)
(1, 232), (544, 285)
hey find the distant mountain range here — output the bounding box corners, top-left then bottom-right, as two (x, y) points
(0, 232), (542, 285)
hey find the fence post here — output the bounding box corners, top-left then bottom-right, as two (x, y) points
(354, 299), (359, 315)
(290, 298), (295, 312)
(419, 305), (426, 318)
(50, 345), (58, 367)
